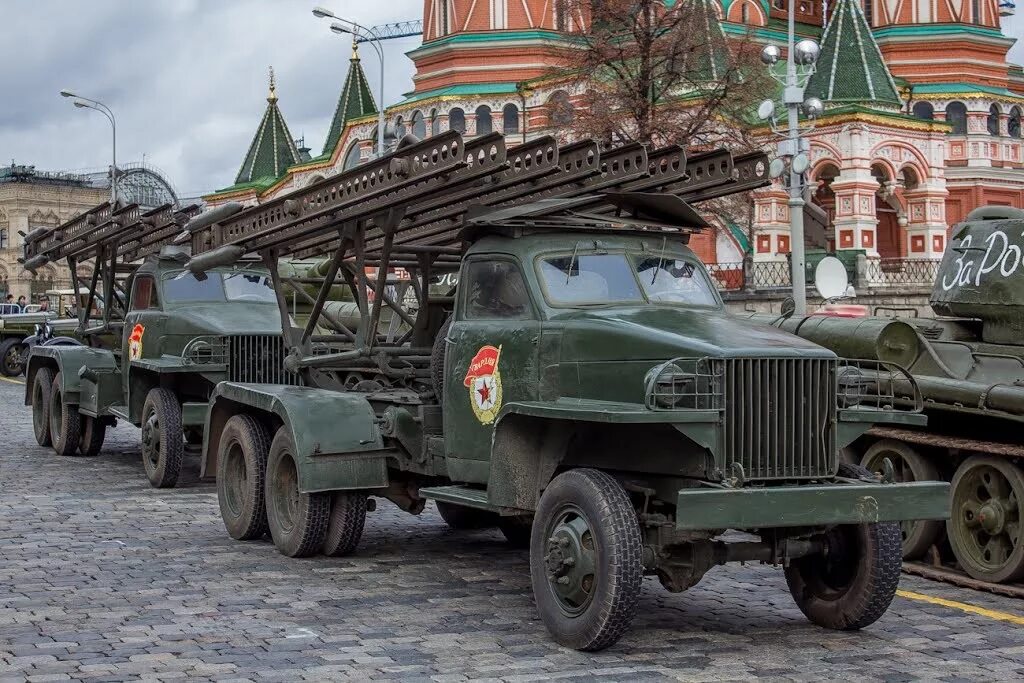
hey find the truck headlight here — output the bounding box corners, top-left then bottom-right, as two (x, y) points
(644, 362), (695, 409)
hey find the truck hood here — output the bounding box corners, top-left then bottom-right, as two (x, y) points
(554, 306), (834, 362)
(162, 304), (283, 336)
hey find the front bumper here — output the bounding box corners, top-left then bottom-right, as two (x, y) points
(675, 481), (950, 531)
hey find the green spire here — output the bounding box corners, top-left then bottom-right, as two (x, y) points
(804, 0), (901, 107)
(235, 67), (303, 185)
(322, 42), (378, 157)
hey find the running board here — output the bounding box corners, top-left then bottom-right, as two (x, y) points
(108, 405), (130, 421)
(419, 485), (500, 512)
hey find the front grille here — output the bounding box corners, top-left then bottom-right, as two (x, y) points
(719, 358), (836, 480)
(227, 335), (299, 385)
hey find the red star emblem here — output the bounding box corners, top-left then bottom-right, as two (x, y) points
(477, 380), (492, 405)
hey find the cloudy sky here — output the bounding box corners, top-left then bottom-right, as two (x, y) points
(1, 1), (1021, 198)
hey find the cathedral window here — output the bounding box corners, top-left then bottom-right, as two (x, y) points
(742, 3), (750, 22)
(342, 142), (363, 170)
(449, 107), (466, 133)
(1010, 107), (1022, 139)
(912, 101), (934, 120)
(491, 0), (508, 29)
(554, 0), (569, 31)
(411, 110), (426, 139)
(945, 102), (968, 135)
(503, 104), (520, 135)
(476, 106), (494, 135)
(987, 104), (1001, 136)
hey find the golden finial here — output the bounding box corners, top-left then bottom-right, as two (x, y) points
(351, 38), (359, 61)
(267, 66), (278, 102)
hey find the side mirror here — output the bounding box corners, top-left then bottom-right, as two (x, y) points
(780, 297), (796, 319)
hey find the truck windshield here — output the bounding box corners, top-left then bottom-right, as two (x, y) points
(163, 271), (276, 304)
(538, 252), (718, 307)
(540, 254), (645, 305)
(633, 256), (718, 307)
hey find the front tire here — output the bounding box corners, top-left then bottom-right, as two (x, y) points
(0, 338), (26, 377)
(530, 468), (642, 651)
(140, 388), (184, 488)
(31, 366), (55, 447)
(217, 414), (271, 541)
(265, 428), (330, 557)
(48, 372), (81, 456)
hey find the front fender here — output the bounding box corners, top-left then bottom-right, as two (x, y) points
(204, 382), (390, 492)
(25, 346), (118, 407)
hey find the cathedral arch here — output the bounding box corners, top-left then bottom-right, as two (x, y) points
(945, 101), (968, 135)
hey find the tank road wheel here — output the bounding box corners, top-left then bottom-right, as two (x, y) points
(322, 492), (367, 557)
(947, 456), (1024, 584)
(78, 416), (107, 457)
(48, 372), (81, 457)
(265, 428), (330, 558)
(31, 366), (55, 447)
(436, 501), (498, 530)
(216, 414), (271, 541)
(785, 464), (901, 631)
(530, 468), (642, 651)
(862, 440), (943, 560)
(0, 338), (27, 377)
(140, 388), (184, 488)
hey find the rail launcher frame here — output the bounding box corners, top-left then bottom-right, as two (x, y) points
(22, 201), (204, 339)
(172, 132), (770, 389)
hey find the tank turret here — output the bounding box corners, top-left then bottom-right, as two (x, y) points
(931, 206), (1024, 344)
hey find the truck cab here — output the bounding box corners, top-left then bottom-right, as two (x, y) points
(26, 248), (288, 488)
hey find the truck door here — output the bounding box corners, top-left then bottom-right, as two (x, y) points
(443, 257), (540, 482)
(121, 274), (161, 409)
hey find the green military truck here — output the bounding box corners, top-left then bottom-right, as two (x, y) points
(173, 133), (949, 650)
(21, 202), (292, 488)
(0, 289), (87, 377)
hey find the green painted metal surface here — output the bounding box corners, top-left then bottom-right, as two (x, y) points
(674, 480), (950, 530)
(208, 382), (390, 493)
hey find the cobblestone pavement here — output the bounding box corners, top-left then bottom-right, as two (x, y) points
(3, 379), (1024, 682)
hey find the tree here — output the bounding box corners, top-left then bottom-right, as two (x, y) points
(551, 0), (771, 150)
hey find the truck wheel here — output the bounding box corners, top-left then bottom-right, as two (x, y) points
(947, 456), (1024, 583)
(48, 372), (81, 457)
(217, 414), (271, 541)
(498, 515), (533, 548)
(862, 440), (943, 560)
(322, 492), (367, 556)
(437, 501), (497, 530)
(31, 366), (55, 447)
(785, 465), (901, 630)
(78, 416), (106, 457)
(430, 317), (451, 404)
(140, 387), (184, 488)
(530, 468), (642, 651)
(0, 338), (26, 377)
(265, 428), (330, 557)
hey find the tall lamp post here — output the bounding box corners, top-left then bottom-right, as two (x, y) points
(313, 7), (387, 158)
(60, 90), (117, 206)
(755, 0), (823, 316)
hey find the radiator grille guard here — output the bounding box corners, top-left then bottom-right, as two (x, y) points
(183, 335), (299, 385)
(645, 356), (837, 480)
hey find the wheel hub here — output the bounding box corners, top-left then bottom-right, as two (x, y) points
(978, 502), (1006, 535)
(543, 510), (597, 613)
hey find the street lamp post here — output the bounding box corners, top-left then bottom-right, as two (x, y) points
(756, 0), (823, 316)
(313, 7), (387, 158)
(60, 90), (117, 206)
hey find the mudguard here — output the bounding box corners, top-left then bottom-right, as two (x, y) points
(24, 345), (119, 407)
(205, 382), (391, 493)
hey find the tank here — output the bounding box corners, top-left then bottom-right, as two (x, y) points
(760, 205), (1024, 585)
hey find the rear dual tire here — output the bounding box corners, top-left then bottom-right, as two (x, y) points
(31, 367), (55, 447)
(217, 414), (271, 541)
(48, 372), (81, 457)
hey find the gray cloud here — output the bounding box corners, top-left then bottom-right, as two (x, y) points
(0, 0), (420, 196)
(1, 1), (1022, 197)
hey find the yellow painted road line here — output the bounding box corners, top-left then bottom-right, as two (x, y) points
(0, 376), (24, 385)
(898, 589), (1024, 625)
